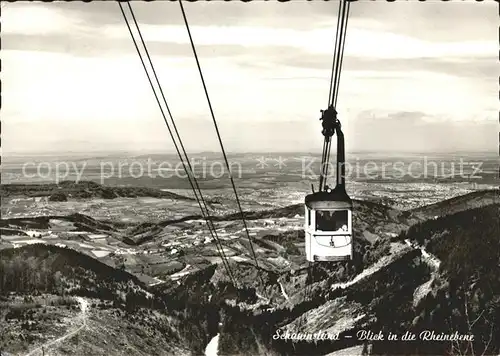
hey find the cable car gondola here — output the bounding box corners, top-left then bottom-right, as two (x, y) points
(304, 106), (353, 262)
(304, 0), (352, 263)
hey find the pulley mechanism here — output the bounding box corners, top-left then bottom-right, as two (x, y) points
(320, 105), (339, 139)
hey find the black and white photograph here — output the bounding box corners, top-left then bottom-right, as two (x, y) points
(1, 0), (499, 355)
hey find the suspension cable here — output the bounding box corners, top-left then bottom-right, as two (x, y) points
(332, 1), (350, 108)
(119, 2), (237, 287)
(323, 139), (333, 186)
(318, 139), (329, 191)
(329, 0), (350, 108)
(178, 0), (265, 285)
(122, 3), (236, 285)
(327, 0), (345, 108)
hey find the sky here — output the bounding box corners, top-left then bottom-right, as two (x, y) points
(1, 1), (498, 154)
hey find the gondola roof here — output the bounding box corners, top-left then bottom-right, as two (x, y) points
(305, 186), (352, 210)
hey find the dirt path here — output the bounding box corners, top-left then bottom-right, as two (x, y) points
(278, 280), (289, 301)
(404, 239), (441, 269)
(25, 297), (88, 356)
(329, 243), (406, 292)
(328, 239), (442, 294)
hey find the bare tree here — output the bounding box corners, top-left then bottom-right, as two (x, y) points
(448, 295), (496, 356)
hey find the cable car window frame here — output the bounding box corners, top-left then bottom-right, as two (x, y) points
(315, 209), (351, 233)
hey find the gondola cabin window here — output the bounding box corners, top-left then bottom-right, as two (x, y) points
(315, 210), (349, 232)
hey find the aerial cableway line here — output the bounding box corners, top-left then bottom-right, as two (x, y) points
(178, 0), (266, 288)
(118, 1), (238, 288)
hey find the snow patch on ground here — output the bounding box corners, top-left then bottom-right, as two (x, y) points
(91, 250), (111, 258)
(413, 273), (436, 307)
(205, 333), (220, 356)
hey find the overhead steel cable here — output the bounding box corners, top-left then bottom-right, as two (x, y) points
(329, 0), (351, 108)
(120, 3), (237, 288)
(178, 0), (265, 286)
(327, 0), (346, 108)
(118, 2), (237, 287)
(318, 138), (329, 192)
(122, 2), (237, 285)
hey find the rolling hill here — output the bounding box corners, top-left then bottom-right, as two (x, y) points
(0, 213), (117, 233)
(0, 245), (218, 355)
(1, 189), (499, 355)
(410, 188), (499, 218)
(0, 181), (194, 201)
(128, 198), (418, 245)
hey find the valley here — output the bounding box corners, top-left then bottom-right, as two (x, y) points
(0, 179), (498, 356)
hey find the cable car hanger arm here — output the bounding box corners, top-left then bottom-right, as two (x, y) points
(315, 0), (350, 194)
(317, 106), (345, 193)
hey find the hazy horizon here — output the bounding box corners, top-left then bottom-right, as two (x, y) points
(2, 148), (498, 159)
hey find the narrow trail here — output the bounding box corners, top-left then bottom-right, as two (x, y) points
(25, 297), (88, 356)
(404, 239), (441, 270)
(329, 242), (406, 292)
(291, 240), (443, 352)
(328, 240), (441, 294)
(402, 239), (442, 307)
(278, 280), (289, 301)
(255, 292), (270, 304)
